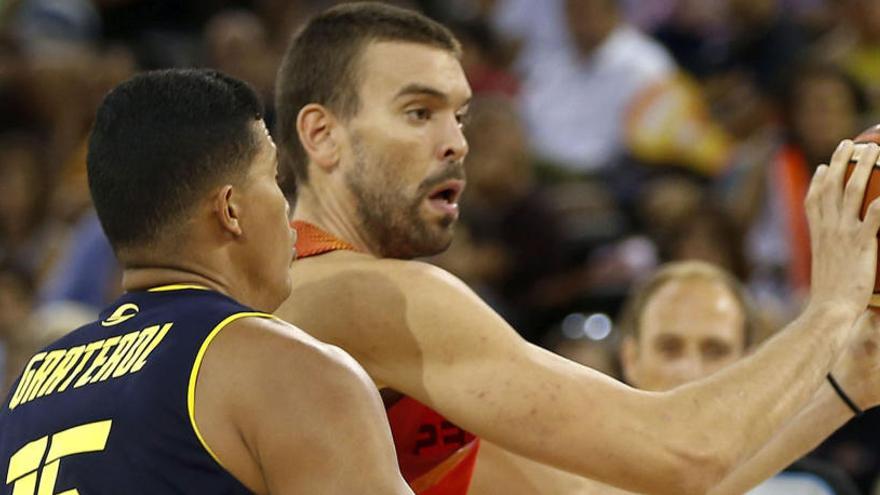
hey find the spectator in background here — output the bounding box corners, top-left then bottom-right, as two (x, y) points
(658, 195), (748, 280)
(617, 262), (756, 391)
(650, 0), (728, 78)
(0, 18), (137, 311)
(730, 63), (868, 323)
(634, 173), (706, 247)
(817, 0), (880, 120)
(448, 20), (519, 98)
(249, 0), (322, 54)
(0, 133), (54, 278)
(616, 261), (859, 495)
(492, 0), (677, 173)
(204, 9), (279, 123)
(3, 37), (136, 179)
(707, 67), (781, 227)
(0, 49), (137, 313)
(723, 0), (811, 94)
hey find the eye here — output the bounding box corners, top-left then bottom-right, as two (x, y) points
(456, 112), (471, 129)
(406, 108), (432, 122)
(654, 335), (683, 359)
(702, 341), (732, 361)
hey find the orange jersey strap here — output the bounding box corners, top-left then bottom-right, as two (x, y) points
(291, 220), (358, 257)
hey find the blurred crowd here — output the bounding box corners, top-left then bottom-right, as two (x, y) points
(1, 0), (880, 491)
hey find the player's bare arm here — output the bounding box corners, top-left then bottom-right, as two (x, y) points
(708, 308), (880, 495)
(470, 308), (880, 495)
(193, 316), (414, 495)
(281, 258), (853, 494)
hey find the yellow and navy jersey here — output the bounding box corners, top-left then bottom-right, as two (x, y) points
(0, 285), (271, 495)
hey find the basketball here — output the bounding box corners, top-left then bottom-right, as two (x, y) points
(845, 124), (880, 300)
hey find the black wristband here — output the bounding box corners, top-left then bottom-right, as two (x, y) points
(827, 373), (863, 417)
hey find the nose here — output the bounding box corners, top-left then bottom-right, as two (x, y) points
(671, 355), (704, 385)
(437, 114), (468, 163)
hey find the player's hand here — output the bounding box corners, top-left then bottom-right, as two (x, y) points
(805, 140), (880, 314)
(831, 309), (880, 410)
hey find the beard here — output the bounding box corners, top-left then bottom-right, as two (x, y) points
(345, 134), (463, 259)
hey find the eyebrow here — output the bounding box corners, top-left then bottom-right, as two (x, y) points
(393, 83), (472, 107)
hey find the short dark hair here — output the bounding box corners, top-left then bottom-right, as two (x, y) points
(275, 2), (461, 182)
(617, 261), (758, 349)
(87, 69), (263, 252)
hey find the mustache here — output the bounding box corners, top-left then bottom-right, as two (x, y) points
(418, 162), (466, 194)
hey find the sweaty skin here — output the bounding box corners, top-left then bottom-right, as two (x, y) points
(276, 39), (880, 494)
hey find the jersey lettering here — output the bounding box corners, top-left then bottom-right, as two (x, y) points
(8, 323), (173, 411)
(413, 422), (469, 455)
(5, 420), (112, 495)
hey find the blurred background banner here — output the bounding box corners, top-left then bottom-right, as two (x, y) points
(1, 0), (880, 492)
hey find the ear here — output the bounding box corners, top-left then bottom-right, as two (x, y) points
(213, 184), (243, 237)
(620, 335), (640, 387)
(297, 103), (340, 174)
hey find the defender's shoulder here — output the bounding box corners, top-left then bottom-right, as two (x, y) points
(227, 316), (352, 364)
(346, 257), (468, 293)
(206, 315), (376, 397)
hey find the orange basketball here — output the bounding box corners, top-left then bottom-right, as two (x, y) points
(844, 123), (880, 298)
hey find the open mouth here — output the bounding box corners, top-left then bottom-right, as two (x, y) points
(426, 180), (464, 216)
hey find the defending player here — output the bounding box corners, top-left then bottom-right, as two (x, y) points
(273, 3), (880, 494)
(0, 69), (413, 495)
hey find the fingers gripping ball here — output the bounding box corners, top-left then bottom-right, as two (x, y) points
(844, 124), (880, 300)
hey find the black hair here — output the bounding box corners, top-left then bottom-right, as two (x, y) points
(87, 68), (263, 252)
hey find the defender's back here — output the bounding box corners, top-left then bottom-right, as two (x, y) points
(0, 285), (269, 494)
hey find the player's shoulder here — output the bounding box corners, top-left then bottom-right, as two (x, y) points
(195, 315), (381, 454)
(280, 256), (485, 357)
(343, 257), (470, 295)
(225, 316), (345, 360)
(220, 315), (371, 386)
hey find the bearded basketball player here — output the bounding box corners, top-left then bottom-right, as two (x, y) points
(274, 4), (880, 494)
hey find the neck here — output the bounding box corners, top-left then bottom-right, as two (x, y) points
(122, 266), (268, 310)
(122, 265), (231, 295)
(293, 184), (379, 256)
(121, 262), (263, 309)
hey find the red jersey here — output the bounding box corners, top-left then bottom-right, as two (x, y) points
(292, 221), (480, 495)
